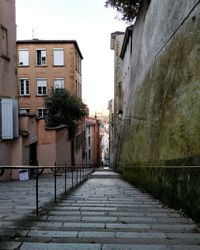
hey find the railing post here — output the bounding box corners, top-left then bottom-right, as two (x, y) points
(54, 162), (57, 203)
(71, 167), (73, 188)
(64, 165), (67, 196)
(76, 166), (78, 184)
(36, 166), (39, 216)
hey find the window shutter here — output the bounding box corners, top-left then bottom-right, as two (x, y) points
(19, 50), (29, 66)
(1, 98), (13, 139)
(53, 49), (64, 65)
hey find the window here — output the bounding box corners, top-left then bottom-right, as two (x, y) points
(88, 136), (91, 146)
(19, 49), (29, 66)
(20, 79), (30, 95)
(88, 149), (91, 161)
(37, 79), (47, 95)
(19, 108), (30, 115)
(0, 25), (8, 57)
(36, 49), (46, 66)
(54, 78), (64, 89)
(37, 108), (47, 119)
(79, 57), (81, 74)
(53, 48), (64, 66)
(75, 51), (78, 70)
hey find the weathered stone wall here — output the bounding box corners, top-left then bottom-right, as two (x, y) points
(118, 0), (200, 168)
(123, 166), (200, 222)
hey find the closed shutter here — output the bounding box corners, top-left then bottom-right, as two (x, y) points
(1, 98), (13, 139)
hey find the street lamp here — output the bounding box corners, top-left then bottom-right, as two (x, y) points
(117, 110), (146, 121)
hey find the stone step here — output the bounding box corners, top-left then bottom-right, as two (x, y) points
(0, 170), (199, 249)
(1, 242), (200, 250)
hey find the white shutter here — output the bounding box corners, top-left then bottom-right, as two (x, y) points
(37, 79), (46, 87)
(53, 49), (64, 65)
(19, 50), (29, 66)
(1, 98), (13, 139)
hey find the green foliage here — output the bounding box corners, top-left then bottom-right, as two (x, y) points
(44, 88), (88, 137)
(105, 0), (142, 22)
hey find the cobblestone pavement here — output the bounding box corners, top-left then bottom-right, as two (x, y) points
(0, 168), (200, 250)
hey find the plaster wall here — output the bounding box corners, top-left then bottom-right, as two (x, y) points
(37, 119), (70, 166)
(0, 0), (17, 99)
(0, 0), (18, 167)
(56, 128), (71, 166)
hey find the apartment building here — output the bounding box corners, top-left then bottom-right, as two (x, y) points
(0, 0), (19, 166)
(16, 40), (85, 166)
(17, 40), (83, 118)
(86, 117), (101, 167)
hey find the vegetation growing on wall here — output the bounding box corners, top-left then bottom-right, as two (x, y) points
(122, 166), (200, 223)
(44, 88), (87, 137)
(117, 10), (200, 168)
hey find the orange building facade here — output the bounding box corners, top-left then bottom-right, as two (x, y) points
(17, 40), (83, 117)
(16, 40), (85, 167)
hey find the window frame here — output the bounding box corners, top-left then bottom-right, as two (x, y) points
(36, 78), (47, 96)
(18, 49), (29, 66)
(19, 108), (30, 116)
(54, 78), (64, 89)
(53, 48), (64, 66)
(37, 108), (47, 119)
(19, 78), (30, 96)
(36, 48), (46, 66)
(0, 25), (8, 58)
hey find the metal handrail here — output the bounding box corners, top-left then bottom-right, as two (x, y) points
(0, 164), (95, 216)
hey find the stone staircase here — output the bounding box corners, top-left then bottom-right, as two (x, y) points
(0, 168), (200, 249)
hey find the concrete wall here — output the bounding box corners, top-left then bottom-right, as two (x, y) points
(117, 0), (200, 168)
(110, 32), (124, 166)
(0, 0), (18, 167)
(0, 0), (17, 99)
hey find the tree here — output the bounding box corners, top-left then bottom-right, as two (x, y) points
(44, 88), (88, 137)
(105, 0), (142, 23)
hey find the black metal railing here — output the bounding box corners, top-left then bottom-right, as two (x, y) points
(0, 164), (95, 216)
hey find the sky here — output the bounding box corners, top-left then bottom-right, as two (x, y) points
(16, 0), (127, 115)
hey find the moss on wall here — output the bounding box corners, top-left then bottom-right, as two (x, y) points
(122, 166), (200, 223)
(118, 9), (200, 168)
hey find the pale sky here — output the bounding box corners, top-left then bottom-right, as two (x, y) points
(16, 0), (127, 115)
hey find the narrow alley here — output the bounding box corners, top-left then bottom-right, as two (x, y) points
(0, 168), (200, 250)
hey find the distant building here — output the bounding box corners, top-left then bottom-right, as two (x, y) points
(108, 99), (114, 167)
(100, 122), (109, 166)
(0, 0), (19, 167)
(85, 117), (101, 166)
(110, 32), (124, 166)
